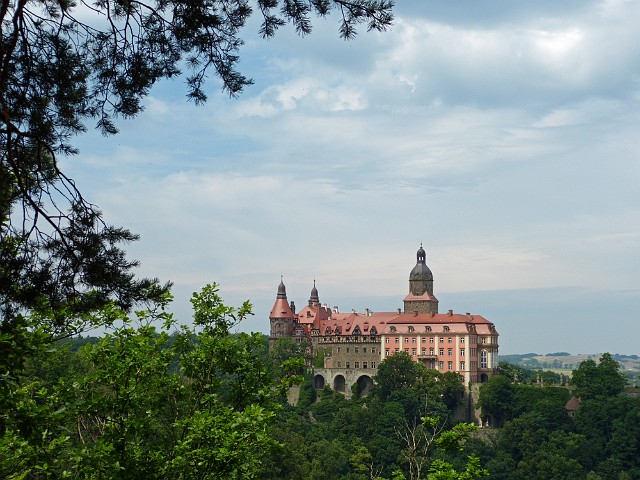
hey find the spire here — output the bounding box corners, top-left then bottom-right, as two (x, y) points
(270, 278), (295, 319)
(309, 279), (320, 306)
(277, 277), (287, 299)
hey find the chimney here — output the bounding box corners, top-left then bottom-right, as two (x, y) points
(290, 301), (296, 314)
(333, 306), (339, 313)
(397, 308), (401, 314)
(448, 309), (453, 316)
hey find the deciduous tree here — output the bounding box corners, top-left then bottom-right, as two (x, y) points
(571, 353), (626, 400)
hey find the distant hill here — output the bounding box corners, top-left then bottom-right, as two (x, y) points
(501, 352), (640, 373)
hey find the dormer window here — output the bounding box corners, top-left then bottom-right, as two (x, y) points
(443, 326), (450, 332)
(408, 326), (415, 333)
(390, 326), (397, 333)
(425, 326), (432, 332)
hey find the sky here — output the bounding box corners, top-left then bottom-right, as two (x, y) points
(66, 0), (640, 355)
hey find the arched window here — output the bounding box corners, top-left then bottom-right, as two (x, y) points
(480, 350), (488, 369)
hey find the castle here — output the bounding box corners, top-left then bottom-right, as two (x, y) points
(269, 246), (499, 395)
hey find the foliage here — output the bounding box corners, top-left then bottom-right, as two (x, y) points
(0, 284), (303, 479)
(374, 352), (427, 401)
(571, 353), (626, 400)
(477, 375), (516, 426)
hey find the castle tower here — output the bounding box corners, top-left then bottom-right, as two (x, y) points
(308, 280), (320, 306)
(403, 244), (439, 314)
(269, 279), (296, 343)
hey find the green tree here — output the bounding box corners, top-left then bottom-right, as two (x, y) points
(374, 352), (427, 402)
(498, 362), (526, 383)
(477, 375), (516, 427)
(571, 353), (626, 400)
(396, 416), (479, 480)
(0, 284), (302, 479)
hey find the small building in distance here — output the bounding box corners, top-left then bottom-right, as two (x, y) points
(269, 245), (499, 393)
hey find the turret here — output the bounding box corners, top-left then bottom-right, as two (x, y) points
(269, 279), (296, 343)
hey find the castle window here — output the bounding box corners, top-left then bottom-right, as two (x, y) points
(363, 362), (368, 369)
(422, 348), (426, 355)
(395, 338), (399, 344)
(354, 361), (360, 368)
(448, 349), (452, 356)
(338, 362), (342, 368)
(408, 326), (415, 332)
(480, 350), (488, 369)
(363, 347), (367, 353)
(371, 348), (376, 354)
(395, 348), (399, 354)
(337, 347), (341, 353)
(443, 326), (450, 332)
(405, 338), (409, 344)
(386, 349), (390, 356)
(390, 326), (397, 333)
(412, 337), (416, 343)
(412, 349), (416, 356)
(422, 337), (426, 343)
(371, 362), (376, 368)
(430, 337), (434, 344)
(460, 361), (465, 370)
(355, 347), (359, 353)
(481, 337), (487, 344)
(430, 348), (434, 355)
(439, 348), (444, 356)
(448, 361), (453, 370)
(439, 361), (444, 370)
(460, 349), (465, 356)
(461, 337), (465, 344)
(346, 362), (350, 368)
(385, 338), (389, 344)
(448, 337), (452, 343)
(346, 347), (350, 353)
(439, 338), (444, 344)
(425, 326), (432, 332)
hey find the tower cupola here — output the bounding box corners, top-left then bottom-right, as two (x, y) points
(309, 280), (320, 306)
(404, 244), (438, 314)
(410, 244), (433, 284)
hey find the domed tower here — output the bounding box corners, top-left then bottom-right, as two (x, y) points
(404, 244), (439, 314)
(410, 244), (433, 296)
(269, 279), (296, 345)
(308, 280), (320, 306)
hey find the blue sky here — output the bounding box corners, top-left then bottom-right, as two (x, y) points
(66, 0), (640, 355)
